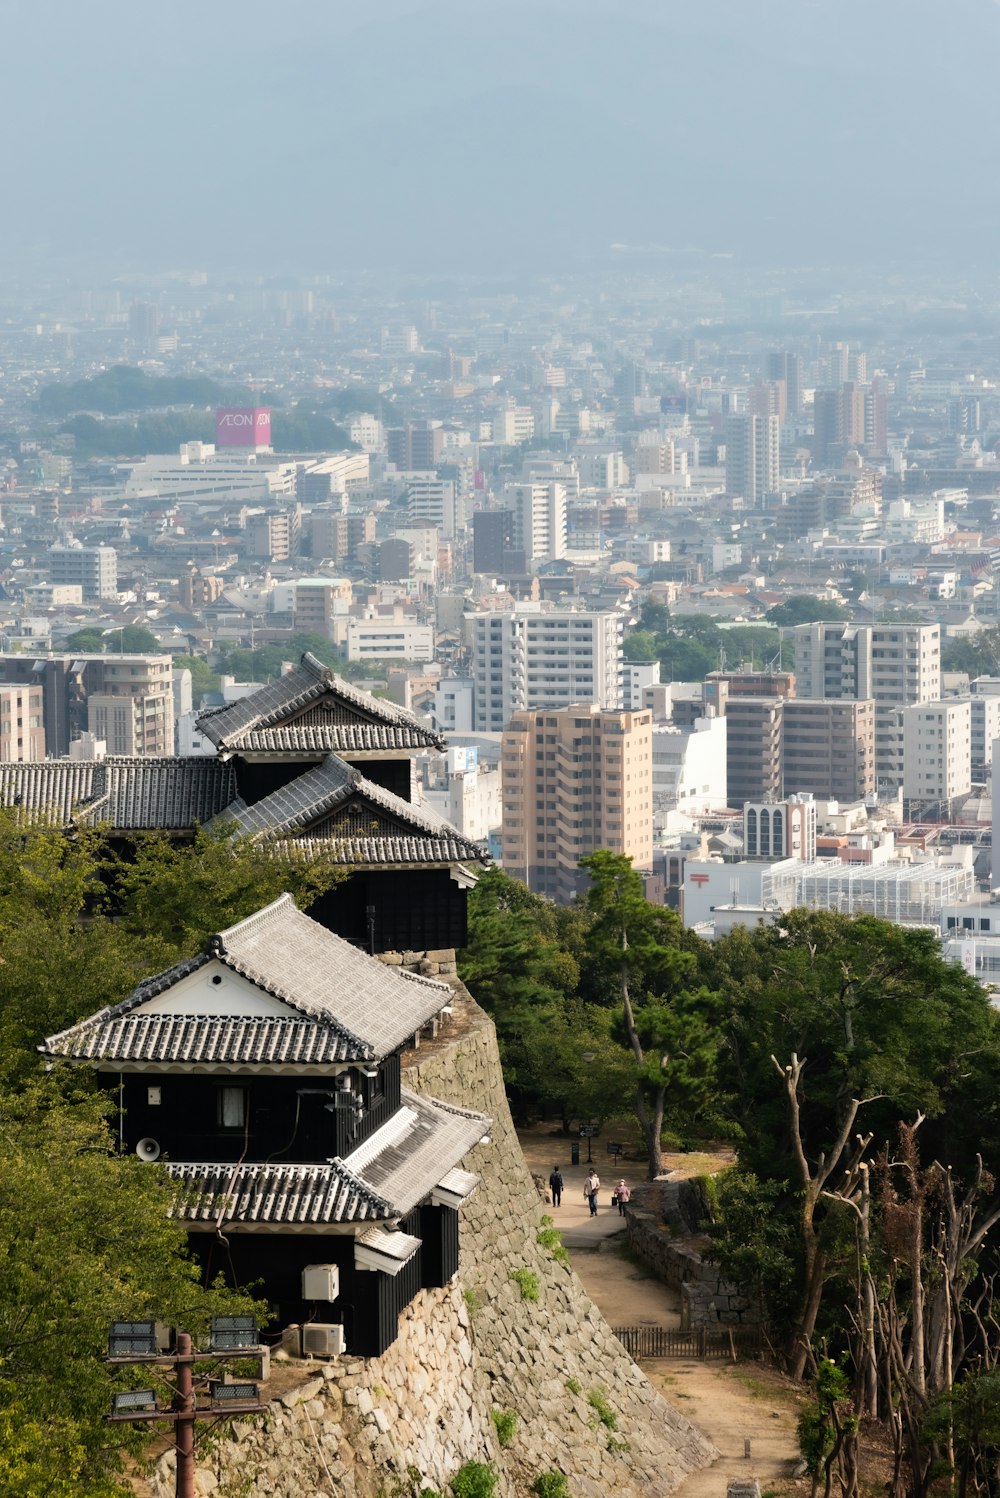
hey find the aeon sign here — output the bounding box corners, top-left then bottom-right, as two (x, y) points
(215, 407), (272, 448)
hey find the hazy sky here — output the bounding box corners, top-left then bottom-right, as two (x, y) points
(6, 0), (1000, 277)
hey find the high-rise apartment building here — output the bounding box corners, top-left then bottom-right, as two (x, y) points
(387, 421), (444, 470)
(782, 698), (876, 803)
(902, 699), (972, 817)
(469, 609), (624, 731)
(791, 622), (940, 785)
(246, 505), (301, 561)
(47, 544), (118, 602)
(724, 697), (784, 805)
(501, 705), (653, 902)
(764, 350), (803, 414)
(724, 413), (780, 505)
(472, 510), (519, 574)
(501, 482), (567, 565)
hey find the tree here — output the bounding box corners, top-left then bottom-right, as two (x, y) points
(458, 869), (581, 1123)
(580, 852), (722, 1177)
(622, 629), (659, 663)
(0, 812), (344, 1083)
(64, 625), (161, 654)
(173, 654), (220, 699)
(765, 596), (850, 626)
(0, 1078), (260, 1498)
(941, 626), (1000, 678)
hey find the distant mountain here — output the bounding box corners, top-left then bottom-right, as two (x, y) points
(4, 0), (999, 274)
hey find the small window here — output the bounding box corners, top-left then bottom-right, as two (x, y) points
(218, 1087), (247, 1130)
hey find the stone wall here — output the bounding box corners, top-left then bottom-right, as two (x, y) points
(625, 1190), (753, 1329)
(150, 984), (716, 1498)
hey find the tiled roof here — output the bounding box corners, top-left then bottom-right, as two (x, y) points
(341, 1089), (489, 1217)
(196, 652), (443, 753)
(283, 835), (487, 867)
(0, 758), (236, 830)
(166, 1157), (391, 1226)
(163, 1086), (489, 1227)
(212, 755), (487, 865)
(41, 894), (452, 1066)
(43, 1013), (359, 1066)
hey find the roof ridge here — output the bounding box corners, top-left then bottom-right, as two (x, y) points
(212, 892), (297, 954)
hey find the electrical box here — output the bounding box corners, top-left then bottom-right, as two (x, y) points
(301, 1322), (345, 1358)
(302, 1263), (340, 1302)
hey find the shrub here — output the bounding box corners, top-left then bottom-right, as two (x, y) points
(532, 1473), (570, 1498)
(462, 1287), (480, 1320)
(511, 1268), (540, 1302)
(491, 1408), (518, 1447)
(587, 1388), (618, 1431)
(564, 1376), (582, 1396)
(451, 1461), (499, 1498)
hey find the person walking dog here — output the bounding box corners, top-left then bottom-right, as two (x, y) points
(584, 1169), (600, 1216)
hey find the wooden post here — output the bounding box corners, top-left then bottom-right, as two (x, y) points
(174, 1331), (195, 1498)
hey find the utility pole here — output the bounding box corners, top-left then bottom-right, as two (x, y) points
(107, 1318), (266, 1498)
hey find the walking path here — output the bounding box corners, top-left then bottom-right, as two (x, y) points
(516, 1127), (805, 1496)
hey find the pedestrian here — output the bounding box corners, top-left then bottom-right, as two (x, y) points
(584, 1168), (600, 1216)
(614, 1178), (631, 1217)
(548, 1165), (564, 1207)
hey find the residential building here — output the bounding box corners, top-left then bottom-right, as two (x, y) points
(501, 482), (567, 566)
(622, 660), (661, 711)
(345, 616), (434, 663)
(294, 577), (353, 639)
(782, 698), (876, 803)
(469, 608), (624, 730)
(970, 694), (1000, 781)
(246, 505), (301, 561)
(0, 684), (45, 761)
(47, 543), (117, 601)
(501, 705), (653, 902)
(472, 510), (518, 575)
(902, 699), (973, 817)
(723, 697), (784, 805)
(724, 413), (779, 505)
(791, 622), (941, 785)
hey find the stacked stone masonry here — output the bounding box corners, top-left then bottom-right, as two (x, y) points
(151, 974), (715, 1498)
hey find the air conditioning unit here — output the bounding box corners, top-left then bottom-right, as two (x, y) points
(302, 1264), (340, 1302)
(301, 1322), (345, 1359)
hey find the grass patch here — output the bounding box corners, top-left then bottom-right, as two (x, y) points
(511, 1268), (540, 1302)
(451, 1462), (498, 1498)
(490, 1409), (517, 1448)
(565, 1376), (582, 1396)
(587, 1387), (618, 1431)
(532, 1474), (570, 1498)
(536, 1225), (569, 1265)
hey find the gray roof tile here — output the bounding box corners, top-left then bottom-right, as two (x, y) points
(212, 755), (487, 865)
(42, 894), (452, 1065)
(0, 758), (236, 830)
(197, 652), (443, 753)
(163, 1086), (488, 1227)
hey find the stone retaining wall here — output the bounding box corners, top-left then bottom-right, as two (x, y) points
(150, 984), (716, 1498)
(625, 1187), (754, 1328)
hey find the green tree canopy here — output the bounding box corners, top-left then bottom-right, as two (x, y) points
(64, 625), (162, 654)
(0, 1079), (261, 1498)
(765, 596), (850, 626)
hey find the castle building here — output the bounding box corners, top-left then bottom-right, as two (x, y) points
(42, 895), (489, 1358)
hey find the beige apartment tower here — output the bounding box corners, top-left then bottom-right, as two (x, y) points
(501, 704), (653, 903)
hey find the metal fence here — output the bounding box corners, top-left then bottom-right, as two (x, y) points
(612, 1325), (764, 1360)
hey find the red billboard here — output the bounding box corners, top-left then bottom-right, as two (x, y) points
(215, 407), (272, 448)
